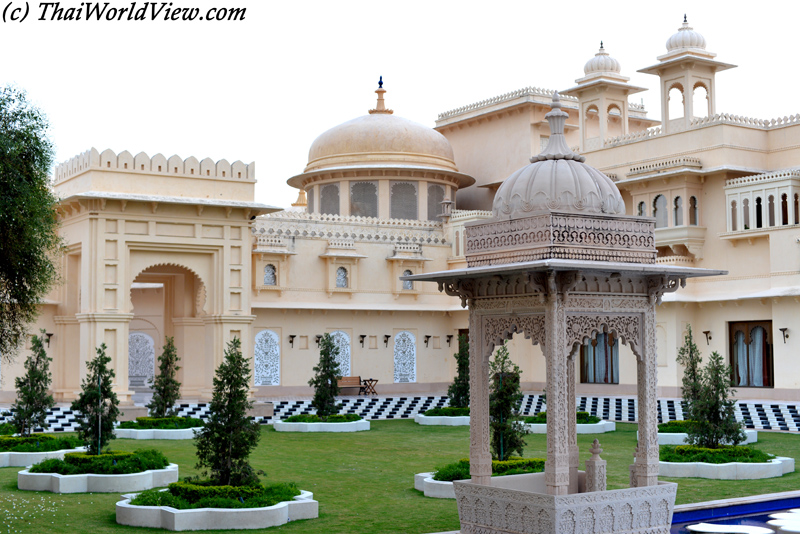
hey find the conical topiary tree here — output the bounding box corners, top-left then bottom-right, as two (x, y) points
(194, 337), (260, 486)
(71, 343), (120, 455)
(11, 329), (56, 436)
(308, 333), (341, 418)
(147, 337), (181, 418)
(676, 325), (702, 422)
(447, 334), (470, 409)
(686, 350), (746, 448)
(489, 342), (528, 461)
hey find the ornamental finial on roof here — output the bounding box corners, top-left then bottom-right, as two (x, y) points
(600, 40), (604, 49)
(530, 92), (586, 163)
(684, 14), (687, 23)
(369, 76), (393, 115)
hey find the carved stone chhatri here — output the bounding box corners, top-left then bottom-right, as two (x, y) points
(404, 92), (723, 534)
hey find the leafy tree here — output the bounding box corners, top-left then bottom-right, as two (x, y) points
(447, 334), (470, 409)
(194, 338), (260, 486)
(686, 351), (746, 448)
(676, 325), (703, 421)
(10, 329), (56, 436)
(308, 333), (341, 418)
(71, 343), (120, 455)
(147, 337), (181, 418)
(0, 86), (62, 361)
(489, 342), (528, 461)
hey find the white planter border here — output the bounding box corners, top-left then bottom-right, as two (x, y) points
(658, 429), (758, 446)
(525, 420), (616, 434)
(414, 414), (470, 426)
(0, 446), (85, 468)
(660, 456), (794, 480)
(116, 489), (318, 531)
(414, 472), (457, 499)
(18, 463), (179, 493)
(115, 428), (202, 440)
(273, 419), (369, 432)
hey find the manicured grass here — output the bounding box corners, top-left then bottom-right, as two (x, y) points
(1, 421), (800, 533)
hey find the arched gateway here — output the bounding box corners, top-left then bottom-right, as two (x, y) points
(404, 94), (723, 534)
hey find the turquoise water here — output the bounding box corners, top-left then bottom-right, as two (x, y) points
(671, 511), (780, 533)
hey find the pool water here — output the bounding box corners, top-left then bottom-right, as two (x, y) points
(671, 511), (787, 533)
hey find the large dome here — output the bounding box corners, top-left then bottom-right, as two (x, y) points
(305, 87), (457, 173)
(666, 16), (706, 51)
(492, 93), (625, 219)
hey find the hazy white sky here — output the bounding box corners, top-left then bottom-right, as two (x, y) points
(1, 0), (797, 209)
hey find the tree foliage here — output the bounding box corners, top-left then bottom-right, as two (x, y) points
(686, 350), (746, 448)
(147, 337), (181, 418)
(489, 342), (528, 461)
(11, 329), (56, 436)
(0, 86), (62, 361)
(194, 338), (260, 486)
(676, 325), (703, 421)
(308, 333), (341, 418)
(447, 334), (470, 409)
(71, 343), (120, 455)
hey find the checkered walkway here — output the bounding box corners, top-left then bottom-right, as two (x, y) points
(2, 394), (800, 432)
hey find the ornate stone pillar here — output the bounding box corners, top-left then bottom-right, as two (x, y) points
(544, 273), (569, 495)
(469, 310), (492, 485)
(585, 439), (607, 492)
(633, 303), (659, 487)
(568, 352), (579, 494)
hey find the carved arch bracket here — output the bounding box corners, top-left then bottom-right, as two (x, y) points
(647, 275), (685, 305)
(566, 313), (644, 360)
(482, 314), (546, 357)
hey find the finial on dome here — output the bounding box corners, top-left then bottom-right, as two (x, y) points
(530, 92), (585, 163)
(369, 76), (393, 115)
(683, 13), (687, 23)
(600, 40), (604, 49)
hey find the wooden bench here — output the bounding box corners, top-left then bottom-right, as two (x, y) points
(337, 376), (365, 395)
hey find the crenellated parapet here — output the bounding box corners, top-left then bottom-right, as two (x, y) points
(53, 148), (255, 184)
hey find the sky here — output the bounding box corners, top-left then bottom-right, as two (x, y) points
(1, 0), (798, 209)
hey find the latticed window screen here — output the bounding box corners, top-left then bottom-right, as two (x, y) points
(390, 181), (417, 220)
(320, 184), (340, 215)
(350, 181), (378, 218)
(263, 265), (276, 286)
(402, 269), (413, 290)
(336, 267), (348, 288)
(307, 188), (314, 214)
(427, 184), (445, 221)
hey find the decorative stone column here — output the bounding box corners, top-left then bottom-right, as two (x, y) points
(585, 439), (607, 492)
(632, 298), (660, 487)
(544, 272), (570, 496)
(568, 352), (579, 494)
(469, 311), (492, 485)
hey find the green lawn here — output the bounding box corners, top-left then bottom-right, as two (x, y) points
(1, 421), (800, 533)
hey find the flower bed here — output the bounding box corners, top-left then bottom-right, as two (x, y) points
(657, 420), (757, 445)
(414, 407), (470, 426)
(116, 487), (318, 530)
(18, 449), (178, 493)
(0, 435), (86, 467)
(116, 416), (204, 440)
(523, 411), (615, 434)
(274, 414), (369, 432)
(659, 445), (794, 480)
(416, 457), (545, 498)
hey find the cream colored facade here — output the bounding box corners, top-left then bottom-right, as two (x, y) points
(3, 19), (799, 404)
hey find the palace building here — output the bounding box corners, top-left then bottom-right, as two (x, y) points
(3, 18), (800, 404)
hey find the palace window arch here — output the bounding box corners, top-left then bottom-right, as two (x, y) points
(724, 170), (800, 233)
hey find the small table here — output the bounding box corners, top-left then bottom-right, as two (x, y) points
(362, 378), (378, 395)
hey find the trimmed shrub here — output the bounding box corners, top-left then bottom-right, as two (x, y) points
(308, 334), (341, 418)
(432, 456), (545, 482)
(118, 416), (204, 430)
(423, 407), (470, 417)
(131, 482), (300, 510)
(147, 337), (182, 418)
(658, 420), (697, 433)
(687, 351), (746, 448)
(432, 459), (470, 482)
(0, 422), (14, 435)
(71, 343), (120, 454)
(0, 435), (81, 452)
(660, 445), (773, 464)
(523, 411), (600, 425)
(489, 342), (528, 461)
(29, 449), (168, 474)
(283, 413), (360, 423)
(11, 330), (56, 436)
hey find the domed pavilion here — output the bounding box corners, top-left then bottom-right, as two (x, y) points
(405, 94), (724, 534)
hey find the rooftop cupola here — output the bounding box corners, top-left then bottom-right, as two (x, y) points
(666, 15), (707, 52)
(583, 42), (621, 76)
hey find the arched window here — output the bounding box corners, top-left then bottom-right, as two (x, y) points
(330, 331), (351, 377)
(653, 195), (667, 228)
(668, 85), (685, 120)
(427, 184), (445, 221)
(730, 322), (772, 387)
(320, 184), (340, 216)
(689, 196), (698, 226)
(336, 267), (348, 288)
(768, 195), (775, 227)
(350, 181), (378, 218)
(390, 182), (418, 220)
(637, 201), (645, 216)
(254, 329), (280, 386)
(692, 84), (709, 118)
(743, 198), (750, 229)
(795, 194), (799, 225)
(673, 196), (683, 226)
(580, 333), (619, 384)
(402, 269), (413, 290)
(756, 197), (763, 228)
(128, 332), (155, 388)
(782, 193), (789, 225)
(263, 264), (276, 286)
(393, 331), (416, 383)
(730, 201), (737, 231)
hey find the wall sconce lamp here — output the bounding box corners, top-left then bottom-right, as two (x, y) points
(446, 334), (453, 347)
(45, 333), (54, 347)
(424, 335), (431, 347)
(359, 335), (367, 347)
(702, 331), (711, 345)
(288, 335), (296, 348)
(780, 328), (789, 343)
(384, 335), (391, 347)
(315, 335), (323, 347)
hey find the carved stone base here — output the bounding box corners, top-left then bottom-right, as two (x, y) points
(453, 475), (676, 534)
